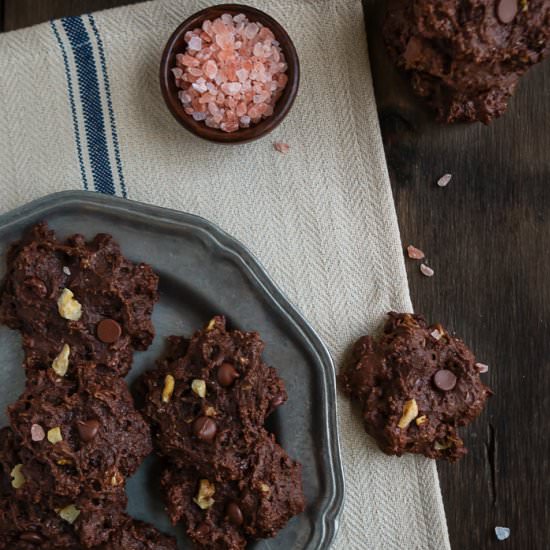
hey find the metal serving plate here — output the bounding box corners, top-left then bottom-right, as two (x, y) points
(0, 191), (344, 549)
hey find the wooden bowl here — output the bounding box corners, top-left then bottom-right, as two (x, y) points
(160, 4), (300, 144)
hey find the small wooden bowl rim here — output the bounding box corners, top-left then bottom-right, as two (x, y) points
(160, 3), (300, 144)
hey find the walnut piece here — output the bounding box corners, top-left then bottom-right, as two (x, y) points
(47, 427), (63, 445)
(397, 399), (419, 429)
(191, 379), (207, 398)
(57, 288), (82, 321)
(193, 479), (215, 510)
(416, 415), (428, 426)
(162, 374), (175, 403)
(58, 504), (80, 524)
(10, 464), (25, 489)
(51, 343), (70, 377)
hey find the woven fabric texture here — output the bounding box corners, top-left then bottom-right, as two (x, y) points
(0, 0), (450, 548)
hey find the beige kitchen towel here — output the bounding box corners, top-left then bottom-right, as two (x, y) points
(0, 0), (450, 548)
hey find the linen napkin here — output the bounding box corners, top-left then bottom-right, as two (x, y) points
(0, 0), (450, 548)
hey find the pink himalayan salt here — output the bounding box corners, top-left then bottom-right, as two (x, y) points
(274, 142), (290, 154)
(31, 423), (46, 442)
(172, 13), (288, 133)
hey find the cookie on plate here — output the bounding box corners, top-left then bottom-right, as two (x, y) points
(0, 222), (159, 376)
(161, 432), (305, 550)
(8, 364), (152, 500)
(384, 0), (550, 123)
(0, 426), (128, 548)
(140, 316), (287, 480)
(340, 312), (491, 461)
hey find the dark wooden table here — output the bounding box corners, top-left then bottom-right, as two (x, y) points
(1, 1), (548, 549)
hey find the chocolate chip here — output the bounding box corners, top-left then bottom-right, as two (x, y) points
(96, 319), (122, 343)
(19, 532), (43, 544)
(76, 419), (100, 442)
(226, 502), (244, 526)
(193, 416), (217, 441)
(433, 369), (457, 391)
(217, 362), (239, 387)
(496, 0), (518, 23)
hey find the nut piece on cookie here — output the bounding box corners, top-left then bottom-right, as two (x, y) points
(339, 312), (492, 461)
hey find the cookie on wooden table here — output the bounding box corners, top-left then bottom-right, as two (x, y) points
(340, 312), (491, 461)
(384, 0), (550, 123)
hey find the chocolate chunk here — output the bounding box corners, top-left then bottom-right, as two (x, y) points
(217, 362), (239, 387)
(433, 369), (457, 391)
(226, 502), (244, 526)
(97, 318), (122, 343)
(193, 416), (217, 441)
(76, 419), (101, 442)
(496, 0), (518, 24)
(339, 312), (492, 461)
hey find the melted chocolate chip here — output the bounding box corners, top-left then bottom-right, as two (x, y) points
(496, 0), (518, 24)
(433, 369), (457, 391)
(76, 419), (100, 442)
(192, 416), (217, 441)
(217, 363), (239, 387)
(19, 532), (43, 544)
(96, 319), (122, 343)
(226, 502), (244, 526)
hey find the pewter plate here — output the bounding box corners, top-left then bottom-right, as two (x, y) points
(0, 191), (344, 549)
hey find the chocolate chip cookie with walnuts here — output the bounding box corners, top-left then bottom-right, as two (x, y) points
(340, 312), (492, 461)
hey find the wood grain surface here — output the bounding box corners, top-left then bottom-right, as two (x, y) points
(1, 1), (549, 549)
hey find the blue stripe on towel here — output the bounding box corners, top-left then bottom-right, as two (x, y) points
(50, 20), (89, 190)
(87, 14), (127, 198)
(61, 16), (116, 195)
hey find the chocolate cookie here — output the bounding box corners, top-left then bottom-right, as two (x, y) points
(8, 364), (152, 500)
(340, 312), (492, 461)
(100, 518), (177, 550)
(0, 426), (128, 549)
(0, 223), (159, 376)
(161, 432), (304, 549)
(140, 316), (287, 479)
(384, 0), (550, 123)
(140, 316), (304, 547)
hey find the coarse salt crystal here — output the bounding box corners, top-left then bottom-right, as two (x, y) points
(476, 362), (489, 373)
(31, 424), (46, 442)
(430, 329), (443, 341)
(420, 264), (434, 277)
(494, 527), (510, 541)
(171, 13), (288, 133)
(407, 245), (425, 260)
(437, 173), (452, 187)
(63, 266), (71, 276)
(188, 36), (203, 51)
(274, 142), (290, 154)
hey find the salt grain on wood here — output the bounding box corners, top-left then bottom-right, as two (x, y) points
(437, 173), (452, 187)
(420, 263), (434, 277)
